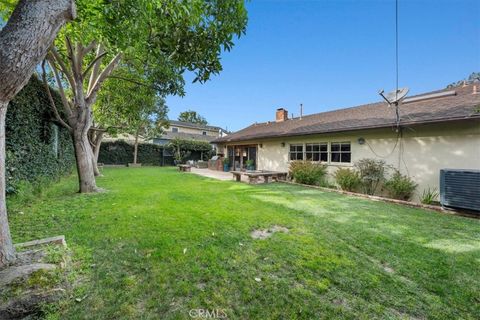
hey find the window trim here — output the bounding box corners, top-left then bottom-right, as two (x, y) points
(305, 142), (328, 162)
(330, 141), (351, 164)
(289, 144), (304, 161)
(287, 141), (353, 165)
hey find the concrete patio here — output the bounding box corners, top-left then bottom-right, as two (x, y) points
(189, 167), (261, 183)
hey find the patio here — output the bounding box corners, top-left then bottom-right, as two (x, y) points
(190, 167), (283, 183)
(190, 167), (258, 182)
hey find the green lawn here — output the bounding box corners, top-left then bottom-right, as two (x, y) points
(8, 167), (480, 319)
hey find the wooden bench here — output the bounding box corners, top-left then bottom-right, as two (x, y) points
(178, 164), (191, 172)
(231, 171), (288, 184)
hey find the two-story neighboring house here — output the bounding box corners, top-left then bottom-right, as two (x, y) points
(152, 120), (228, 146)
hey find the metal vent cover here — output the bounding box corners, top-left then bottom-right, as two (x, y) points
(440, 169), (480, 212)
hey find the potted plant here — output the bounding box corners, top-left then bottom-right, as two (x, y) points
(223, 158), (230, 172)
(174, 152), (183, 166)
(245, 159), (255, 171)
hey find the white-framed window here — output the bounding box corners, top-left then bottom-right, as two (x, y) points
(202, 131), (207, 135)
(172, 127), (178, 133)
(330, 142), (351, 163)
(289, 144), (304, 160)
(306, 143), (328, 162)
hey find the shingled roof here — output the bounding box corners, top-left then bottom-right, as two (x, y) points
(214, 83), (480, 143)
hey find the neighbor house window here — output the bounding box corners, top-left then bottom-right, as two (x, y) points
(172, 127), (178, 133)
(202, 131), (207, 135)
(289, 144), (304, 160)
(330, 142), (351, 163)
(306, 143), (328, 162)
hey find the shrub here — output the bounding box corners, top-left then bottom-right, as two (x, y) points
(384, 170), (417, 201)
(334, 168), (361, 191)
(289, 161), (328, 186)
(355, 158), (387, 195)
(421, 187), (439, 205)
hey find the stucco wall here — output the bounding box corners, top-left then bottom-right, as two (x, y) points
(221, 120), (480, 202)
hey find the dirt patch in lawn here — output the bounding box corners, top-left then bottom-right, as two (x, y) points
(251, 225), (289, 239)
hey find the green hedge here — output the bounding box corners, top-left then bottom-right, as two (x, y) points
(166, 138), (215, 162)
(6, 75), (75, 194)
(99, 140), (172, 166)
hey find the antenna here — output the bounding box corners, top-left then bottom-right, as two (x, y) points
(379, 87), (408, 130)
(379, 87), (409, 106)
(300, 103), (303, 119)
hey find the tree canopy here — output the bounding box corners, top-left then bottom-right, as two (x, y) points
(60, 0), (248, 96)
(178, 110), (208, 125)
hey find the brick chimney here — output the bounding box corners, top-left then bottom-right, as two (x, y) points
(276, 108), (288, 122)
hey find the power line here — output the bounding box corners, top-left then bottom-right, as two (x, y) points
(395, 0), (399, 98)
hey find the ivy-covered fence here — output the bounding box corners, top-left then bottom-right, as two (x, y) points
(98, 141), (173, 166)
(6, 75), (75, 194)
(98, 138), (215, 166)
(166, 138), (215, 163)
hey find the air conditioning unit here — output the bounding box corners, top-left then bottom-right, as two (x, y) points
(440, 169), (480, 212)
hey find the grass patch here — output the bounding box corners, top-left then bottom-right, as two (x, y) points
(7, 167), (480, 319)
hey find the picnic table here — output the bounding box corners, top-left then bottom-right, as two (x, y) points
(177, 164), (191, 172)
(231, 170), (288, 184)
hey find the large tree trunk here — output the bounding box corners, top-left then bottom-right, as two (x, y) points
(72, 130), (98, 193)
(46, 41), (122, 193)
(0, 0), (75, 268)
(0, 104), (15, 267)
(0, 0), (76, 102)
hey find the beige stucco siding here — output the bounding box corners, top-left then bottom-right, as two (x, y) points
(222, 120), (480, 202)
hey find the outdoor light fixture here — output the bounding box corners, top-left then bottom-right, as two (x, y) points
(259, 143), (263, 148)
(358, 137), (365, 145)
(281, 142), (285, 147)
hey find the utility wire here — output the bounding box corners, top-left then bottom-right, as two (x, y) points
(395, 0), (399, 98)
(394, 0), (400, 127)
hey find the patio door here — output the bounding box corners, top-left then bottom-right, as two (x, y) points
(247, 147), (257, 170)
(229, 145), (258, 171)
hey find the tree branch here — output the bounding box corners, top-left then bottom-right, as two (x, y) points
(48, 49), (75, 89)
(108, 75), (163, 92)
(87, 44), (105, 95)
(83, 51), (108, 80)
(46, 60), (73, 118)
(41, 60), (72, 131)
(86, 52), (122, 103)
(82, 40), (97, 57)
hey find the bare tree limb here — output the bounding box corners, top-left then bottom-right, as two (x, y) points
(87, 44), (105, 94)
(82, 40), (97, 56)
(41, 61), (72, 131)
(83, 51), (108, 80)
(46, 60), (74, 119)
(86, 52), (122, 103)
(48, 49), (75, 89)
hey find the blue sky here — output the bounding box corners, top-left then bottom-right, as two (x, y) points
(166, 0), (480, 131)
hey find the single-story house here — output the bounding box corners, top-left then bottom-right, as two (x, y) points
(213, 83), (480, 202)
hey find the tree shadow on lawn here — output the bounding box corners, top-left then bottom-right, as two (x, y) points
(239, 183), (480, 318)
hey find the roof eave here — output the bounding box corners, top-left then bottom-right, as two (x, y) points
(214, 115), (480, 144)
